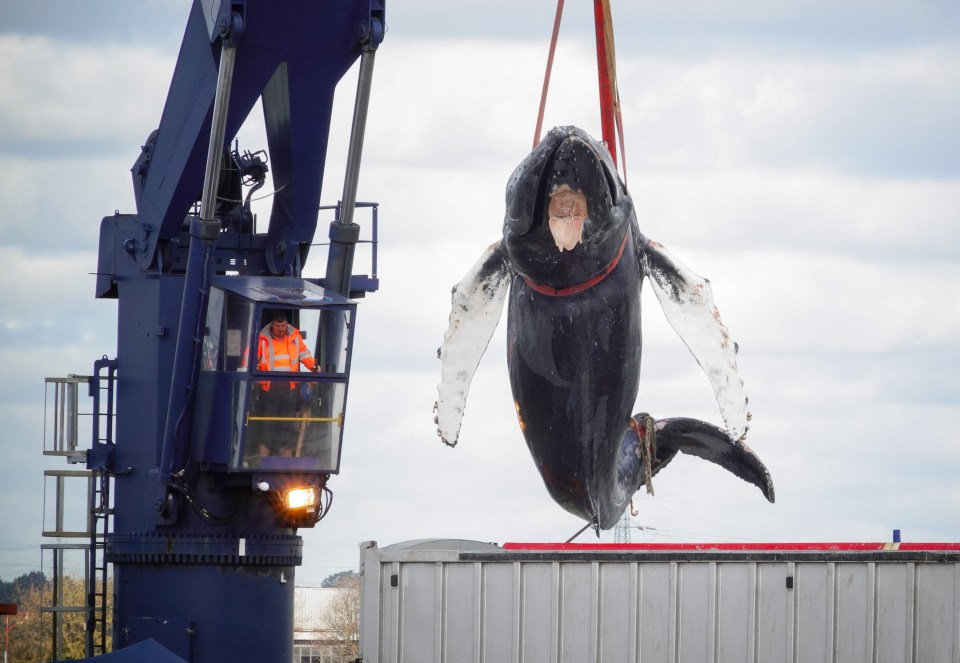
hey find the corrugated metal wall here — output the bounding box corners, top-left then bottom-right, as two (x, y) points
(295, 585), (351, 632)
(358, 540), (960, 663)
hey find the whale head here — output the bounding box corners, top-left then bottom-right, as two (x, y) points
(502, 126), (634, 287)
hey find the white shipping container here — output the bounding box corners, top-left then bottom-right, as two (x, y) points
(357, 539), (960, 663)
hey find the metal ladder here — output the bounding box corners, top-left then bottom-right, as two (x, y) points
(42, 358), (117, 659)
(86, 358), (117, 657)
(86, 468), (111, 657)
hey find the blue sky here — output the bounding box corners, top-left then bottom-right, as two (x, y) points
(0, 0), (958, 586)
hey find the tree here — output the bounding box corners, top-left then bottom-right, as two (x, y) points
(7, 578), (48, 663)
(4, 574), (111, 662)
(0, 577), (13, 603)
(0, 572), (45, 603)
(321, 570), (358, 588)
(322, 574), (360, 662)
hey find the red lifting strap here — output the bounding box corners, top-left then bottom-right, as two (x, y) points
(534, 0), (628, 187)
(595, 0), (628, 186)
(522, 231), (628, 297)
(594, 0), (617, 166)
(533, 0), (565, 149)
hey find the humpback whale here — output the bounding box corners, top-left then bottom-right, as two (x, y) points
(436, 126), (774, 529)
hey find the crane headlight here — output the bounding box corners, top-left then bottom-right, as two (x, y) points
(254, 476), (329, 527)
(284, 486), (321, 511)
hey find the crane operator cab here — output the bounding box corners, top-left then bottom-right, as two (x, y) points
(192, 276), (356, 477)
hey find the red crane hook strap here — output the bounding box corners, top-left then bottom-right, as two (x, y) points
(595, 0), (628, 187)
(533, 0), (628, 188)
(534, 0), (566, 149)
(522, 231), (628, 297)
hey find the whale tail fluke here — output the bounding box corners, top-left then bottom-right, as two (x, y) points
(649, 416), (775, 503)
(620, 414), (775, 505)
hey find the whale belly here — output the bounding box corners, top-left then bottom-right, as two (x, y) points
(507, 248), (642, 527)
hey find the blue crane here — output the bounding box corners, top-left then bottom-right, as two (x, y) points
(88, 1), (385, 659)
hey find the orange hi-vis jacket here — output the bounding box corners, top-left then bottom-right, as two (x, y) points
(257, 325), (317, 390)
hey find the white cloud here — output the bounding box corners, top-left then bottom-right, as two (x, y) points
(0, 35), (172, 148)
(0, 155), (139, 249)
(617, 47), (960, 176)
(385, 0), (960, 55)
(1, 4), (958, 588)
(691, 248), (960, 354)
(632, 170), (960, 260)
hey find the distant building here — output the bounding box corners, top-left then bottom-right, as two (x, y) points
(294, 586), (357, 663)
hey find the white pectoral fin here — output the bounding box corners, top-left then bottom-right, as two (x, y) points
(642, 240), (751, 442)
(435, 242), (511, 446)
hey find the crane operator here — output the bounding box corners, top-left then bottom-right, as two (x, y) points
(252, 310), (319, 458)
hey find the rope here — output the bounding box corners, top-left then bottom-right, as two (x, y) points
(216, 182), (288, 205)
(565, 520), (594, 543)
(595, 0), (628, 188)
(615, 102), (628, 190)
(630, 413), (657, 496)
(533, 0), (629, 189)
(601, 0), (629, 189)
(522, 231), (627, 296)
(533, 0), (566, 148)
(593, 0), (617, 165)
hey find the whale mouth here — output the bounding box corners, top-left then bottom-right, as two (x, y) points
(547, 184), (587, 251)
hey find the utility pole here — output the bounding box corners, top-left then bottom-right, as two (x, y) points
(613, 510), (631, 544)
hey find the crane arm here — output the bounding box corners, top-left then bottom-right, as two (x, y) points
(129, 0), (384, 274)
